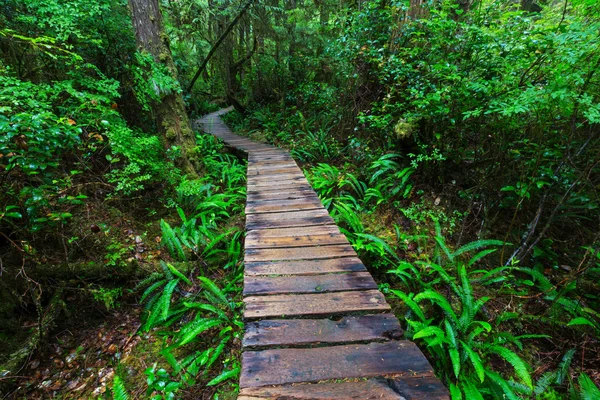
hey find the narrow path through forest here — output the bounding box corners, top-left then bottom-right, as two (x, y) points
(196, 109), (449, 399)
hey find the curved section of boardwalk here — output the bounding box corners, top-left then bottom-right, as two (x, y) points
(197, 109), (449, 400)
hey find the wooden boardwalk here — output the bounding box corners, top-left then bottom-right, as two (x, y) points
(197, 109), (449, 399)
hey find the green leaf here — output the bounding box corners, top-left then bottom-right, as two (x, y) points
(206, 367), (240, 386)
(448, 383), (462, 400)
(579, 373), (600, 400)
(489, 346), (532, 389)
(567, 317), (598, 329)
(160, 279), (179, 320)
(178, 318), (222, 346)
(390, 290), (425, 321)
(198, 276), (229, 307)
(112, 375), (129, 400)
(460, 340), (485, 383)
(453, 240), (505, 258)
(164, 262), (191, 285)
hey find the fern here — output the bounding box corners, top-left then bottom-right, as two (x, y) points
(556, 348), (576, 385)
(489, 345), (533, 389)
(198, 276), (229, 307)
(579, 373), (600, 400)
(206, 367), (240, 386)
(112, 375), (129, 400)
(160, 278), (179, 320)
(177, 318), (222, 346)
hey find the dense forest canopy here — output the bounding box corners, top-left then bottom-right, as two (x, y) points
(0, 0), (599, 398)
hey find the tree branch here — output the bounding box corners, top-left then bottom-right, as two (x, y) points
(186, 0), (255, 94)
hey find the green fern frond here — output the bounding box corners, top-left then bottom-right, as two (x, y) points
(414, 290), (458, 324)
(160, 278), (179, 320)
(177, 318), (222, 346)
(390, 290), (426, 321)
(112, 375), (129, 400)
(453, 240), (505, 258)
(460, 340), (485, 383)
(556, 348), (576, 385)
(198, 276), (229, 307)
(579, 373), (600, 400)
(448, 383), (462, 400)
(206, 367), (240, 387)
(164, 261), (192, 285)
(489, 345), (532, 389)
(484, 370), (520, 400)
(140, 279), (166, 304)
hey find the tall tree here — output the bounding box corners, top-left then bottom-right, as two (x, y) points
(127, 0), (197, 176)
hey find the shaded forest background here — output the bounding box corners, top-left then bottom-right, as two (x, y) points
(0, 0), (599, 398)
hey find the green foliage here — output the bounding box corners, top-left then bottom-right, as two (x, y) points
(391, 233), (536, 398)
(130, 52), (182, 112)
(112, 375), (129, 400)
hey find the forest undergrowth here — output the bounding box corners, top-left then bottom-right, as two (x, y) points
(2, 0), (600, 398)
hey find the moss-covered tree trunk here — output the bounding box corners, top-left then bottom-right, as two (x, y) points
(127, 0), (197, 176)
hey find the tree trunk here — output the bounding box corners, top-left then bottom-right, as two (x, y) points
(127, 0), (197, 176)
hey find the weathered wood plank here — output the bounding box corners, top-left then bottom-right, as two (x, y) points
(246, 225), (341, 239)
(243, 290), (390, 320)
(245, 245), (356, 262)
(247, 173), (306, 181)
(246, 198), (324, 214)
(245, 232), (348, 249)
(246, 209), (334, 230)
(247, 184), (313, 194)
(243, 313), (401, 348)
(245, 257), (367, 276)
(243, 272), (377, 296)
(240, 341), (434, 388)
(246, 190), (318, 202)
(248, 178), (309, 187)
(247, 168), (302, 177)
(238, 376), (449, 400)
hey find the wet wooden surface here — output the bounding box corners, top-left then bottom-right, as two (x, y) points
(197, 109), (448, 398)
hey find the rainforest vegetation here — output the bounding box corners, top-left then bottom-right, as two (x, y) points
(1, 0), (599, 398)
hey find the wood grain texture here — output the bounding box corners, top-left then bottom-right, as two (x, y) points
(246, 209), (334, 229)
(245, 232), (349, 249)
(246, 190), (318, 202)
(246, 225), (341, 239)
(243, 314), (402, 348)
(243, 272), (377, 295)
(244, 257), (367, 276)
(243, 290), (390, 320)
(238, 376), (449, 400)
(240, 341), (434, 387)
(245, 244), (357, 262)
(245, 198), (324, 214)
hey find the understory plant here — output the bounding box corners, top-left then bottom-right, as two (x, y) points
(391, 224), (600, 399)
(134, 134), (246, 397)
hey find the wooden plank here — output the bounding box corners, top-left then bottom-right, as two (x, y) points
(246, 209), (334, 230)
(245, 257), (367, 276)
(245, 244), (356, 262)
(248, 178), (309, 187)
(246, 198), (323, 214)
(246, 190), (318, 202)
(243, 290), (390, 319)
(246, 225), (341, 239)
(245, 233), (348, 249)
(240, 341), (434, 387)
(247, 182), (312, 192)
(243, 272), (377, 296)
(246, 208), (329, 220)
(247, 168), (302, 177)
(247, 172), (306, 181)
(243, 313), (401, 348)
(238, 376), (449, 400)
